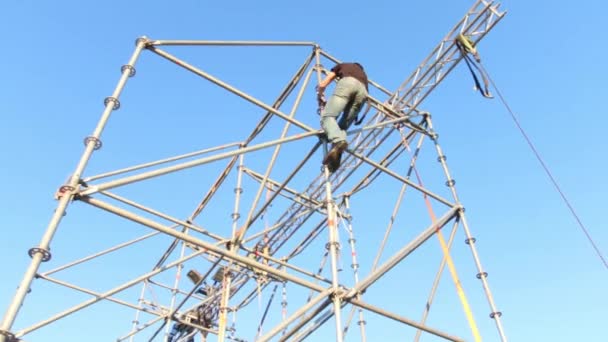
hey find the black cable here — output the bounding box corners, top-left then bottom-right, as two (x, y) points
(480, 63), (608, 271)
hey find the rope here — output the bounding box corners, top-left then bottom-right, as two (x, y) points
(480, 63), (608, 271)
(400, 131), (482, 342)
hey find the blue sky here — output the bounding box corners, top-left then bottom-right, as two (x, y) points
(1, 0), (607, 341)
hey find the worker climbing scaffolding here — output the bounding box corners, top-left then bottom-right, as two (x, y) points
(317, 62), (369, 173)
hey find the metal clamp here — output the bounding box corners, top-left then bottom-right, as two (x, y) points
(29, 247), (51, 262)
(489, 311), (502, 319)
(325, 241), (341, 250)
(83, 136), (102, 150)
(437, 155), (447, 162)
(234, 187), (243, 194)
(121, 64), (136, 77)
(445, 179), (456, 187)
(0, 330), (17, 342)
(465, 237), (477, 245)
(357, 319), (367, 326)
(476, 271), (488, 279)
(104, 96), (121, 110)
(55, 185), (75, 200)
(231, 212), (240, 220)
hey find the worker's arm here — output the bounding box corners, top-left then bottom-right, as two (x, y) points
(317, 72), (336, 92)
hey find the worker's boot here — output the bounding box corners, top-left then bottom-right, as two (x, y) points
(323, 141), (348, 173)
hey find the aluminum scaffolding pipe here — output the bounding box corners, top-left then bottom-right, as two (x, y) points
(348, 299), (464, 342)
(79, 130), (320, 196)
(80, 196), (326, 293)
(14, 249), (207, 338)
(0, 37), (148, 342)
(349, 206), (461, 298)
(148, 46), (316, 133)
(149, 40), (317, 47)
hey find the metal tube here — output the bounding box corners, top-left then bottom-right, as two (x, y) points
(242, 141), (322, 233)
(37, 275), (156, 316)
(426, 116), (507, 341)
(240, 245), (332, 286)
(100, 191), (222, 241)
(145, 280), (206, 301)
(348, 299), (464, 342)
(150, 40), (317, 47)
(164, 226), (190, 340)
(237, 67), (315, 242)
(42, 231), (159, 276)
(148, 46), (315, 133)
(128, 280), (149, 342)
(323, 167), (344, 342)
(242, 168), (324, 213)
(347, 149), (454, 207)
(81, 196), (326, 293)
(414, 220), (460, 342)
(341, 197), (366, 342)
(244, 50), (315, 145)
(370, 132), (425, 271)
(350, 206), (460, 296)
(0, 37), (148, 342)
(15, 249), (206, 338)
(120, 316), (165, 342)
(257, 289), (332, 342)
(243, 207), (316, 243)
(79, 130), (319, 196)
(84, 141), (241, 182)
(217, 271), (232, 342)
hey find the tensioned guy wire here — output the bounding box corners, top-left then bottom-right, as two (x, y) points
(481, 63), (608, 271)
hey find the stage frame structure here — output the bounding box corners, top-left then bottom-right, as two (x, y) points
(1, 1), (508, 341)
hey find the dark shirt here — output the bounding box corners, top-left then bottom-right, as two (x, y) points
(331, 63), (368, 90)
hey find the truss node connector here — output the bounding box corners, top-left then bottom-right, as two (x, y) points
(325, 241), (341, 251)
(465, 237), (477, 245)
(84, 136), (103, 150)
(54, 184), (75, 200)
(28, 247), (51, 262)
(476, 271), (488, 280)
(134, 36), (150, 47)
(104, 96), (121, 110)
(429, 130), (439, 141)
(120, 64), (136, 77)
(489, 311), (503, 319)
(0, 330), (18, 342)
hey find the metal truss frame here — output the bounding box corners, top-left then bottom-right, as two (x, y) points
(1, 1), (507, 341)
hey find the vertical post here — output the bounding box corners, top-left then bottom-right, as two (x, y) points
(323, 167), (344, 342)
(128, 281), (148, 342)
(0, 37), (148, 342)
(426, 114), (507, 341)
(342, 197), (367, 342)
(217, 268), (232, 342)
(218, 152), (245, 342)
(164, 231), (189, 340)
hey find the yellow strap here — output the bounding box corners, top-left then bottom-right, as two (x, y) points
(402, 133), (482, 342)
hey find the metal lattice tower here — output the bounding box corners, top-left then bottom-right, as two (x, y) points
(1, 1), (507, 341)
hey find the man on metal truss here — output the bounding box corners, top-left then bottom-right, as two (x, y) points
(317, 62), (369, 172)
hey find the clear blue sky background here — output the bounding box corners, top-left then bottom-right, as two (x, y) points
(1, 0), (607, 341)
